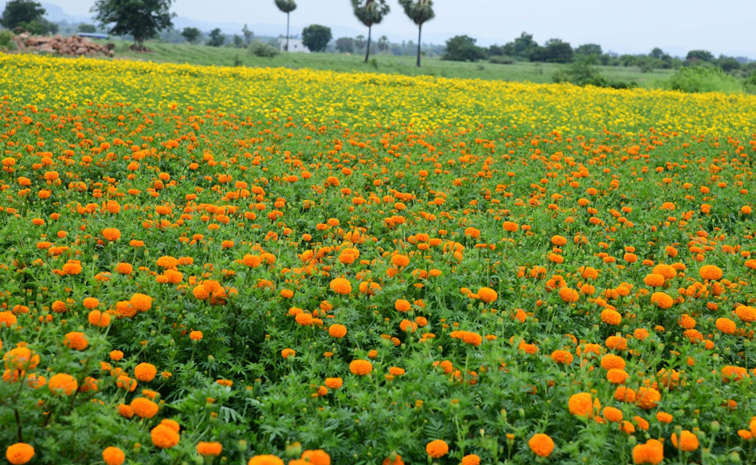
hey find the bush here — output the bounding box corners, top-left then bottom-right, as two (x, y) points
(552, 56), (637, 89)
(489, 55), (515, 65)
(0, 30), (13, 49)
(249, 40), (279, 58)
(667, 66), (743, 94)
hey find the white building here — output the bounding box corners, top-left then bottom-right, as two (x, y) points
(277, 38), (310, 53)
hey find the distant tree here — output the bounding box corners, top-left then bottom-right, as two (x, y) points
(232, 34), (244, 48)
(686, 49), (714, 62)
(650, 47), (667, 60)
(274, 0), (296, 51)
(511, 32), (537, 58)
(335, 36), (355, 53)
(377, 35), (389, 52)
(354, 34), (366, 50)
(443, 35), (487, 62)
(0, 0), (45, 30)
(531, 38), (573, 63)
(301, 24), (331, 52)
(242, 24), (254, 45)
(398, 0), (435, 67)
(575, 43), (602, 56)
(206, 28), (224, 47)
(352, 0), (390, 63)
(488, 44), (506, 57)
(92, 0), (175, 51)
(181, 26), (201, 44)
(717, 55), (740, 72)
(77, 23), (97, 33)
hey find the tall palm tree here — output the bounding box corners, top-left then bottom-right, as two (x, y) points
(398, 0), (435, 67)
(352, 0), (390, 63)
(274, 0), (297, 51)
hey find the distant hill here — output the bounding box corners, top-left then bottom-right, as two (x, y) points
(41, 2), (93, 24)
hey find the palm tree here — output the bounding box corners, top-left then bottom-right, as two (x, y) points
(351, 0), (390, 63)
(274, 0), (297, 51)
(398, 0), (435, 67)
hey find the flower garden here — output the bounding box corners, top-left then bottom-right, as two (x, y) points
(0, 54), (755, 464)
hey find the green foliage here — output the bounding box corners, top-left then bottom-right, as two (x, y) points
(91, 0), (175, 51)
(574, 43), (602, 56)
(489, 55), (515, 65)
(206, 28), (224, 47)
(398, 0), (434, 66)
(351, 0), (390, 62)
(301, 24), (332, 53)
(77, 23), (97, 33)
(180, 27), (201, 44)
(274, 0), (297, 14)
(552, 55), (637, 89)
(442, 35), (487, 62)
(666, 66), (743, 94)
(0, 0), (44, 30)
(249, 40), (279, 58)
(530, 38), (574, 63)
(686, 49), (714, 62)
(335, 37), (355, 54)
(0, 30), (14, 49)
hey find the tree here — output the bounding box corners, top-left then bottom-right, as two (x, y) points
(575, 43), (602, 56)
(207, 28), (224, 47)
(530, 39), (574, 63)
(335, 37), (355, 53)
(443, 35), (486, 62)
(242, 24), (254, 45)
(78, 23), (97, 33)
(511, 32), (537, 59)
(181, 26), (201, 44)
(92, 0), (174, 51)
(398, 0), (434, 67)
(232, 34), (244, 48)
(274, 0), (296, 51)
(0, 0), (45, 31)
(301, 24), (331, 52)
(354, 34), (366, 50)
(687, 49), (714, 62)
(377, 35), (389, 52)
(352, 0), (390, 63)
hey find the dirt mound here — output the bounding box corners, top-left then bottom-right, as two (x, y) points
(12, 33), (114, 57)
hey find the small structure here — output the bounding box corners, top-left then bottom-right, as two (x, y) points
(76, 32), (110, 40)
(277, 38), (309, 53)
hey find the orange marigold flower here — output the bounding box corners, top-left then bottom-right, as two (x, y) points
(83, 297), (100, 309)
(699, 265), (723, 281)
(568, 392), (593, 417)
(528, 433), (555, 457)
(349, 360), (373, 376)
(632, 439), (664, 465)
(551, 350), (573, 365)
(102, 446), (125, 465)
(325, 377), (343, 389)
(88, 310), (111, 327)
(601, 354), (626, 370)
(656, 412), (673, 423)
(130, 293), (153, 312)
(735, 305), (756, 323)
(102, 228), (121, 241)
(151, 424), (180, 449)
(461, 454), (480, 465)
(477, 287), (498, 303)
(63, 331), (89, 350)
(603, 407), (623, 423)
(49, 373), (78, 395)
(607, 368), (628, 385)
(328, 324), (347, 338)
(300, 450), (330, 465)
(600, 309), (622, 325)
(394, 299), (411, 312)
(248, 456), (284, 465)
(190, 331), (203, 341)
(635, 387), (661, 409)
(134, 363), (157, 382)
(643, 274), (665, 287)
(131, 397), (159, 419)
(281, 349), (296, 359)
(197, 442), (223, 457)
(425, 440), (448, 458)
(329, 278), (352, 295)
(650, 292), (674, 309)
(5, 443), (35, 465)
(671, 430), (699, 452)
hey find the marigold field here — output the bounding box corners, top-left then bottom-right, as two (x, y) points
(1, 54), (756, 465)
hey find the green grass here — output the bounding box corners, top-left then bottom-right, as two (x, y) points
(97, 39), (673, 88)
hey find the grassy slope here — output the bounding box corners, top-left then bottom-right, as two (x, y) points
(99, 39), (673, 88)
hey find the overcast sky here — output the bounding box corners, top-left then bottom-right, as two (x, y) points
(54, 0), (756, 57)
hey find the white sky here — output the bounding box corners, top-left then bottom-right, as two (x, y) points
(53, 0), (756, 57)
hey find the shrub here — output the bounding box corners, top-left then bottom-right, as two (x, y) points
(667, 66), (743, 94)
(552, 56), (637, 89)
(0, 30), (14, 49)
(489, 55), (515, 65)
(249, 40), (279, 58)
